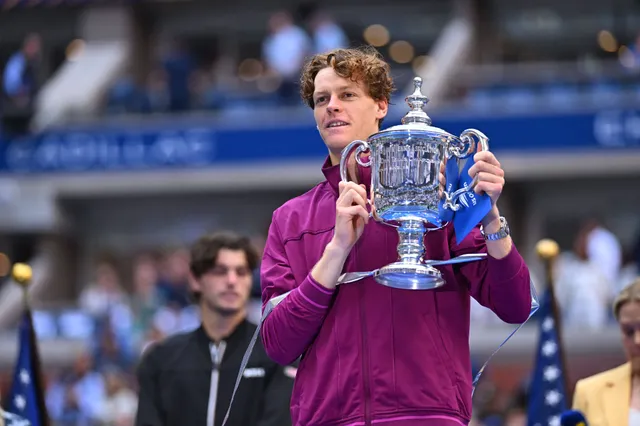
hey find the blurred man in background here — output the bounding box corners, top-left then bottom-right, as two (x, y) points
(135, 232), (294, 426)
(262, 10), (312, 105)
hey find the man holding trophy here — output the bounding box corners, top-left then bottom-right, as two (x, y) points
(259, 46), (533, 426)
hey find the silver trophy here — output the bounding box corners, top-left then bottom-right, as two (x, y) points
(338, 77), (490, 290)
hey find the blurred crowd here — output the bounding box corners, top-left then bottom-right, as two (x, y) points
(0, 238), (268, 426)
(104, 6), (348, 116)
(0, 217), (634, 425)
(3, 6), (640, 137)
(1, 247), (193, 426)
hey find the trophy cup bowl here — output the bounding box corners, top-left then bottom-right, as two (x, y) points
(339, 77), (489, 290)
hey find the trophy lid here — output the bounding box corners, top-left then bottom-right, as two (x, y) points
(401, 76), (432, 126)
(377, 76), (455, 139)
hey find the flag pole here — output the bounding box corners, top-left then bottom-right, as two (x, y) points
(535, 238), (569, 398)
(11, 262), (51, 426)
(12, 263), (31, 311)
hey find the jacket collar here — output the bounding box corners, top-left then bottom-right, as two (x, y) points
(321, 155), (372, 195)
(195, 317), (250, 359)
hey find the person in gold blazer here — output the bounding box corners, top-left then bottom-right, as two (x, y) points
(572, 277), (640, 426)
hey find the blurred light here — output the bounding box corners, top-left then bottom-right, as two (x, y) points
(238, 58), (263, 82)
(412, 55), (430, 74)
(618, 45), (635, 68)
(66, 39), (85, 61)
(597, 30), (618, 53)
(0, 253), (10, 278)
(363, 24), (390, 47)
(389, 41), (414, 64)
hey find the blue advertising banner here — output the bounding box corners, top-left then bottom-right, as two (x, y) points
(1, 108), (639, 174)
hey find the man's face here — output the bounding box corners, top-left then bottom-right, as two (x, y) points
(312, 67), (388, 163)
(192, 248), (252, 316)
(619, 301), (640, 373)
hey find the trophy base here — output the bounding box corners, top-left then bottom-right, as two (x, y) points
(375, 262), (445, 290)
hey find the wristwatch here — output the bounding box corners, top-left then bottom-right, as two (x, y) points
(480, 216), (510, 241)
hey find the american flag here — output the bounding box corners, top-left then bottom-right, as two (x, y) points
(527, 289), (568, 426)
(4, 310), (49, 426)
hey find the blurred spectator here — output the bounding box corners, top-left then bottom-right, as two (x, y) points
(502, 406), (526, 426)
(262, 10), (312, 105)
(79, 260), (129, 319)
(47, 352), (106, 425)
(144, 68), (170, 113)
(194, 56), (239, 110)
(1, 33), (42, 137)
(159, 39), (196, 112)
(129, 253), (163, 347)
(306, 9), (348, 54)
(92, 318), (135, 372)
(555, 221), (612, 329)
(583, 218), (622, 297)
(501, 386), (528, 426)
(98, 367), (138, 426)
(104, 74), (144, 115)
(156, 248), (191, 309)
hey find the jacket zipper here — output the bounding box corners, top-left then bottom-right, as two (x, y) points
(356, 241), (372, 426)
(207, 341), (227, 426)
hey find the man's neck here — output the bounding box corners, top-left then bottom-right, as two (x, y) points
(329, 151), (340, 166)
(201, 308), (246, 343)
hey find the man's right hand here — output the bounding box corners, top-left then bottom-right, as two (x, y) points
(310, 180), (370, 290)
(332, 181), (370, 253)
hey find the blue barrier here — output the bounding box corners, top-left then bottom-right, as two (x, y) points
(1, 108), (639, 174)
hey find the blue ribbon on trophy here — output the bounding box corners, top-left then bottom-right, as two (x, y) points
(438, 155), (493, 244)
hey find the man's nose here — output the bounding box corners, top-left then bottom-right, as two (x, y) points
(633, 330), (640, 346)
(326, 96), (342, 112)
(226, 270), (239, 285)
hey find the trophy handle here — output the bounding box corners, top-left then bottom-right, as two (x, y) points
(447, 129), (489, 160)
(443, 129), (490, 211)
(339, 140), (371, 182)
(339, 139), (380, 221)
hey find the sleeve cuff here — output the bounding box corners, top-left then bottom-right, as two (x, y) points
(487, 243), (525, 283)
(295, 274), (335, 311)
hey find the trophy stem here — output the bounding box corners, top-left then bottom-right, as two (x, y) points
(397, 219), (427, 265)
(374, 218), (444, 290)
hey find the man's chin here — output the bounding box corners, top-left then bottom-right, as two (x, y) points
(325, 137), (353, 152)
(214, 304), (242, 317)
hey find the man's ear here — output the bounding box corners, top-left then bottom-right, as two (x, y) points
(188, 273), (201, 293)
(376, 99), (389, 121)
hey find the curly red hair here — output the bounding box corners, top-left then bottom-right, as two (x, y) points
(300, 46), (395, 114)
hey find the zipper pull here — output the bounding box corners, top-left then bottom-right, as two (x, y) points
(210, 341), (227, 370)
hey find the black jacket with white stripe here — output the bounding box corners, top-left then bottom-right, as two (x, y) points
(134, 319), (295, 426)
